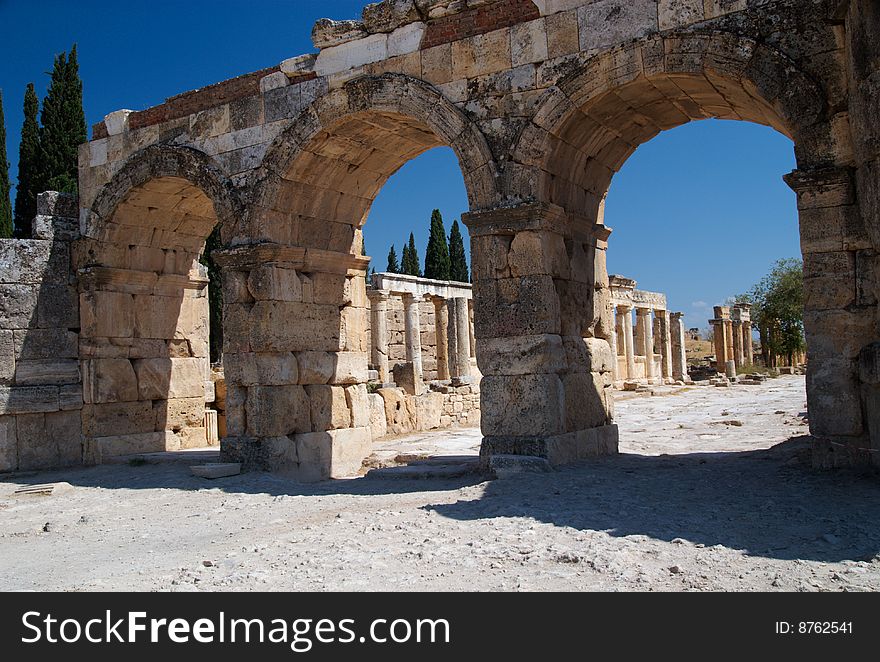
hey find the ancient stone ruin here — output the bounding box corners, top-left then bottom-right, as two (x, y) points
(609, 275), (689, 386)
(0, 0), (878, 476)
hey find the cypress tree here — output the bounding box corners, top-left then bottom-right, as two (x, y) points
(14, 83), (40, 236)
(424, 209), (451, 281)
(386, 244), (400, 273)
(448, 219), (470, 283)
(38, 45), (87, 195)
(200, 226), (224, 364)
(0, 91), (12, 238)
(403, 232), (422, 277)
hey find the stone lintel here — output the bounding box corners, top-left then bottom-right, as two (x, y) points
(78, 267), (208, 294)
(784, 166), (856, 206)
(213, 243), (370, 275)
(463, 202), (609, 243)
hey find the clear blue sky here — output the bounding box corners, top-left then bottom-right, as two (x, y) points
(0, 1), (800, 330)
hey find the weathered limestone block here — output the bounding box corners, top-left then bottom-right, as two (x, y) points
(658, 0), (704, 30)
(331, 351), (369, 385)
(577, 0), (658, 52)
(476, 333), (566, 375)
(224, 352), (299, 386)
(0, 385), (60, 414)
(133, 357), (205, 400)
(296, 351), (336, 384)
(295, 427), (371, 481)
(415, 391), (443, 430)
(345, 383), (371, 428)
(807, 356), (864, 439)
(0, 330), (13, 383)
(16, 411), (81, 470)
(246, 265), (303, 302)
(480, 374), (565, 437)
(154, 397), (206, 431)
(80, 291), (135, 338)
(84, 358), (139, 404)
(379, 387), (417, 435)
(83, 401), (156, 437)
(0, 241), (59, 283)
(562, 336), (614, 374)
(305, 385), (352, 430)
(474, 275), (561, 338)
(173, 426), (208, 450)
(0, 416), (17, 471)
(249, 301), (342, 352)
(88, 431), (168, 461)
(0, 285), (39, 330)
(246, 385), (311, 437)
(368, 392), (388, 440)
(14, 359), (80, 386)
(362, 0), (421, 33)
(314, 33), (389, 77)
(312, 18), (368, 49)
(37, 284), (79, 329)
(340, 306), (370, 352)
(225, 384), (247, 437)
(562, 372), (613, 431)
(13, 329), (78, 360)
(511, 18), (549, 67)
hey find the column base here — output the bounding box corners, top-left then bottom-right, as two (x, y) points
(480, 424), (619, 468)
(222, 427), (372, 482)
(811, 435), (879, 470)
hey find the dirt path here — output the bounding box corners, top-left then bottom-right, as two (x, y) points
(1, 376), (879, 592)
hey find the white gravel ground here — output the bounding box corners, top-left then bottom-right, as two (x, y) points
(2, 375), (879, 592)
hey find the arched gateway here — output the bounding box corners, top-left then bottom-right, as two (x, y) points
(65, 0), (880, 475)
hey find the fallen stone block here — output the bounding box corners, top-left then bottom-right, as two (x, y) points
(191, 463), (241, 479)
(489, 454), (553, 479)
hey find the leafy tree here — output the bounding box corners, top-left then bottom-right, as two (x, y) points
(741, 258), (805, 367)
(424, 209), (451, 280)
(14, 83), (40, 235)
(38, 45), (86, 195)
(402, 232), (422, 277)
(448, 219), (469, 283)
(0, 90), (12, 238)
(386, 244), (400, 273)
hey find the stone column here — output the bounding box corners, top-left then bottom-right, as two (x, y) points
(784, 167), (873, 468)
(743, 321), (753, 366)
(463, 203), (618, 468)
(402, 293), (424, 386)
(732, 318), (744, 369)
(725, 318), (735, 367)
(658, 310), (673, 382)
(620, 305), (636, 380)
(711, 306), (730, 371)
(367, 289), (391, 384)
(670, 312), (688, 382)
(449, 297), (472, 381)
(430, 296), (450, 381)
(468, 298), (476, 359)
(608, 306), (619, 384)
(637, 308), (655, 383)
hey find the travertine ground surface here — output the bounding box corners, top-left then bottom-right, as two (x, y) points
(2, 375), (879, 592)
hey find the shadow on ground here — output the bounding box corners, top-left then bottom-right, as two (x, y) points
(4, 436), (879, 564)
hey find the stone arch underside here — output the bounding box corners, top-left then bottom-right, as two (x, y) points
(467, 31), (869, 468)
(218, 74), (499, 480)
(77, 146), (233, 462)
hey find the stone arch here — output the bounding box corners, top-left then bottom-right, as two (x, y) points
(508, 31), (830, 215)
(247, 73), (499, 246)
(76, 145), (237, 463)
(471, 30), (867, 468)
(217, 74), (500, 480)
(82, 144), (243, 248)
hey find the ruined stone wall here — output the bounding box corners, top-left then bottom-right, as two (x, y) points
(385, 298), (439, 381)
(0, 194), (83, 472)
